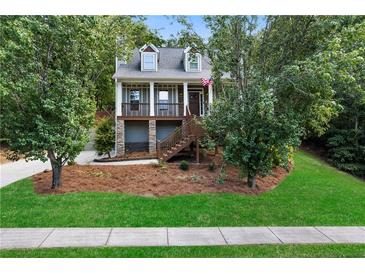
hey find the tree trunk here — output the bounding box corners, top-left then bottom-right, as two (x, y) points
(247, 173), (256, 188)
(48, 150), (63, 189)
(51, 163), (62, 189)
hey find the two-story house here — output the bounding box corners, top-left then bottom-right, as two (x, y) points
(112, 44), (214, 161)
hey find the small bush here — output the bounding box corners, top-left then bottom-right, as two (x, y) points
(208, 162), (216, 171)
(191, 174), (201, 182)
(179, 160), (189, 171)
(152, 160), (167, 169)
(94, 117), (115, 158)
(215, 164), (227, 184)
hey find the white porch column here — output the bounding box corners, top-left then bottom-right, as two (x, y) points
(183, 82), (188, 116)
(149, 82), (155, 116)
(116, 81), (122, 116)
(208, 84), (213, 112)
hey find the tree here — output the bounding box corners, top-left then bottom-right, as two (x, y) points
(94, 117), (115, 158)
(0, 16), (96, 188)
(166, 16), (205, 51)
(89, 16), (164, 110)
(204, 83), (301, 188)
(319, 21), (365, 177)
(258, 16), (364, 77)
(203, 16), (339, 187)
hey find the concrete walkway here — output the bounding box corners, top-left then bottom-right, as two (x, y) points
(1, 227), (364, 249)
(0, 151), (98, 188)
(0, 154), (158, 188)
(90, 159), (158, 166)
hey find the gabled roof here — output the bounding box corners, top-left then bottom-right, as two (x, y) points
(139, 44), (160, 53)
(112, 47), (213, 81)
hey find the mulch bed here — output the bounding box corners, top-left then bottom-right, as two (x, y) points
(33, 159), (290, 197)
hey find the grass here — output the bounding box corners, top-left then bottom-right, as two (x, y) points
(1, 244), (365, 258)
(1, 150), (364, 227)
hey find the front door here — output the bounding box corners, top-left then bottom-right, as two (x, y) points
(189, 92), (200, 116)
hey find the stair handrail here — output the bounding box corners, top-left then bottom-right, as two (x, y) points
(156, 106), (205, 160)
(157, 117), (196, 159)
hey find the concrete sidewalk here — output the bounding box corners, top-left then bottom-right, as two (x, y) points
(1, 227), (364, 249)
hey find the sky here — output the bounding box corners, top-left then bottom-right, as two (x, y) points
(143, 16), (267, 41)
(144, 16), (211, 41)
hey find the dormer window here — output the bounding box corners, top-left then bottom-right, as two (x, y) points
(189, 55), (199, 70)
(142, 53), (157, 71)
(184, 47), (202, 72)
(139, 44), (159, 72)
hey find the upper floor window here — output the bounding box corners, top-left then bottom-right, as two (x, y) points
(189, 55), (199, 70)
(158, 91), (169, 110)
(185, 51), (202, 72)
(130, 90), (140, 111)
(142, 53), (157, 71)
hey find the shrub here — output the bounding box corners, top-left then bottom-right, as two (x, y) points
(191, 174), (201, 182)
(326, 129), (365, 178)
(208, 162), (216, 171)
(94, 117), (115, 158)
(179, 160), (189, 171)
(215, 164), (227, 184)
(152, 161), (168, 170)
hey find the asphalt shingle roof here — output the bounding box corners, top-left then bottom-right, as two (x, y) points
(112, 48), (212, 80)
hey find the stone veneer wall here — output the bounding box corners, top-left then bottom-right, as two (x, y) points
(116, 119), (125, 156)
(148, 120), (156, 154)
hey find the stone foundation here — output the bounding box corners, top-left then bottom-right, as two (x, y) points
(148, 120), (156, 154)
(116, 119), (125, 156)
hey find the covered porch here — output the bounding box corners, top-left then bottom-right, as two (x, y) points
(115, 81), (213, 119)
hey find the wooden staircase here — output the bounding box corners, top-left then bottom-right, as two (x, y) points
(156, 110), (205, 162)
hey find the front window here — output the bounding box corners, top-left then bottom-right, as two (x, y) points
(142, 53), (156, 71)
(159, 91), (169, 111)
(130, 90), (140, 111)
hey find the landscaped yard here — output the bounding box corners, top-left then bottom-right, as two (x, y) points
(32, 154), (286, 196)
(1, 150), (364, 227)
(1, 244), (365, 258)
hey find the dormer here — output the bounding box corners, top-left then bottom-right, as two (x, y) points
(184, 47), (202, 72)
(139, 44), (159, 72)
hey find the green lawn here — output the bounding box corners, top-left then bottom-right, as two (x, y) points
(1, 244), (365, 258)
(1, 150), (364, 227)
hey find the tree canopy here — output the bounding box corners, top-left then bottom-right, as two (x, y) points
(203, 15), (365, 185)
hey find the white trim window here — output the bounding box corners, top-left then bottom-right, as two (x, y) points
(189, 55), (199, 70)
(141, 52), (157, 71)
(130, 90), (140, 111)
(158, 91), (169, 111)
(185, 53), (202, 72)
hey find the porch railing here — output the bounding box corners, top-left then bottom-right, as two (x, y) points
(155, 103), (183, 117)
(121, 103), (184, 117)
(122, 103), (149, 116)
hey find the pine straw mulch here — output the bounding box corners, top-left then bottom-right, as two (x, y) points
(33, 157), (290, 197)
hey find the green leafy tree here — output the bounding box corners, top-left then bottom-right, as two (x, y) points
(166, 16), (205, 51)
(0, 16), (96, 188)
(321, 22), (365, 177)
(258, 16), (364, 77)
(205, 84), (301, 188)
(94, 117), (115, 158)
(89, 16), (164, 110)
(203, 16), (340, 187)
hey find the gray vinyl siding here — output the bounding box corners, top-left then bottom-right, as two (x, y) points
(156, 121), (181, 141)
